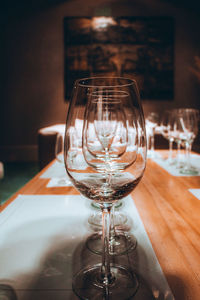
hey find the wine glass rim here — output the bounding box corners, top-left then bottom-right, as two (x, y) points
(76, 77), (137, 88)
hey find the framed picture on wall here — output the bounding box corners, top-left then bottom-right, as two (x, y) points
(64, 16), (174, 102)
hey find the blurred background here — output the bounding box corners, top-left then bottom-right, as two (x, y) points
(0, 0), (199, 166)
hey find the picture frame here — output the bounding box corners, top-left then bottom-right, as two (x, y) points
(64, 16), (174, 101)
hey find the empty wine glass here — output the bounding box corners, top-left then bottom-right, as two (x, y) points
(145, 112), (159, 158)
(160, 110), (176, 164)
(55, 132), (64, 163)
(174, 108), (199, 175)
(64, 77), (147, 299)
(55, 131), (72, 186)
(168, 110), (182, 168)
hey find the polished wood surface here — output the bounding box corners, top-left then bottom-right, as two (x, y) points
(133, 153), (200, 300)
(1, 150), (200, 300)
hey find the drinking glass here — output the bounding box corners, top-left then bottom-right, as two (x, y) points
(145, 112), (159, 158)
(174, 108), (199, 175)
(64, 77), (147, 299)
(160, 110), (176, 164)
(167, 110), (183, 168)
(55, 131), (72, 186)
(55, 132), (64, 163)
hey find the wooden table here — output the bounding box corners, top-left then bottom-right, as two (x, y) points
(1, 150), (200, 300)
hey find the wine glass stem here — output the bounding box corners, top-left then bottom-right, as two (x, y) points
(101, 206), (113, 285)
(109, 206), (116, 252)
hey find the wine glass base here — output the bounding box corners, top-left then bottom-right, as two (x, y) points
(86, 232), (137, 256)
(180, 166), (199, 175)
(72, 264), (139, 300)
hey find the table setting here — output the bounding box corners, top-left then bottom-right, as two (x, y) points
(0, 77), (199, 300)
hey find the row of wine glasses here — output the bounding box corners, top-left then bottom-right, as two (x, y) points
(145, 108), (199, 175)
(64, 77), (147, 299)
(160, 108), (199, 175)
(55, 124), (138, 256)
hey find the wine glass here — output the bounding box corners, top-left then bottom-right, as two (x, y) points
(145, 112), (159, 158)
(55, 132), (64, 163)
(174, 108), (199, 175)
(160, 110), (176, 164)
(64, 77), (147, 300)
(55, 131), (72, 186)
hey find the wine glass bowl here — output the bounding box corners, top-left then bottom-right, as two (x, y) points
(83, 93), (137, 175)
(64, 77), (147, 299)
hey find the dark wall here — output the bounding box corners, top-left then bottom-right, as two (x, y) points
(0, 0), (200, 161)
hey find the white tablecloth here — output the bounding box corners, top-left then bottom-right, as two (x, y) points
(0, 194), (174, 300)
(152, 154), (200, 176)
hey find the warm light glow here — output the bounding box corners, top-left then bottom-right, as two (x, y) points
(91, 17), (117, 30)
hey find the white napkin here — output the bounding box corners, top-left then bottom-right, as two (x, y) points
(46, 177), (72, 187)
(40, 161), (67, 179)
(41, 155), (88, 183)
(189, 189), (200, 200)
(152, 154), (200, 176)
(0, 194), (174, 300)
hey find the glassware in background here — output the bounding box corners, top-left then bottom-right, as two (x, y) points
(55, 132), (65, 163)
(167, 109), (183, 168)
(64, 77), (147, 300)
(145, 112), (159, 158)
(160, 110), (176, 164)
(174, 108), (199, 175)
(55, 129), (73, 186)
